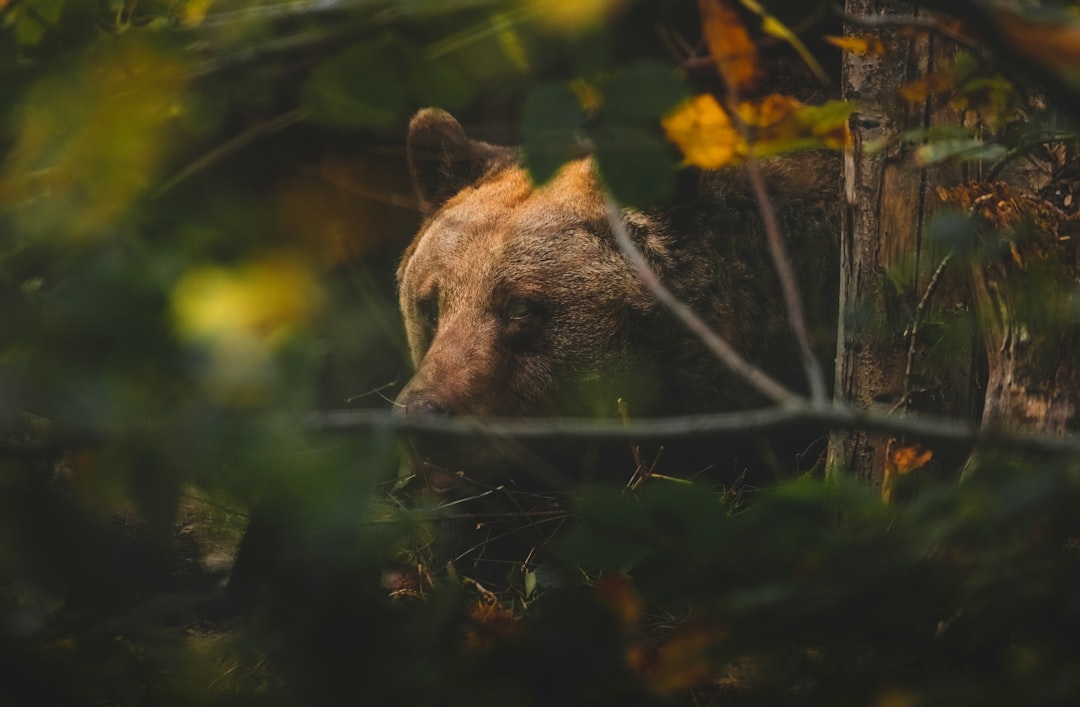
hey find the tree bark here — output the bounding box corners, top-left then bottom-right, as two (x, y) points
(828, 2), (981, 485)
(945, 182), (1080, 439)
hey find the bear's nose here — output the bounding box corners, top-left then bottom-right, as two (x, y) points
(405, 396), (451, 418)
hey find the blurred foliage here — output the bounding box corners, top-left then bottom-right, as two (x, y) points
(1, 0), (1080, 706)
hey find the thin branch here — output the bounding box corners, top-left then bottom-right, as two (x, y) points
(743, 156), (830, 404)
(307, 405), (1080, 458)
(601, 194), (798, 405)
(891, 252), (953, 415)
(831, 4), (988, 59)
(156, 109), (304, 196)
(300, 164), (418, 212)
(722, 96), (830, 404)
(7, 404), (1080, 458)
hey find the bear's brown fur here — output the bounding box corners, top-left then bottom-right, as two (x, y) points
(395, 109), (839, 487)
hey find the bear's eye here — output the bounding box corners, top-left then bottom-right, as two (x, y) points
(504, 297), (539, 321)
(417, 295), (439, 330)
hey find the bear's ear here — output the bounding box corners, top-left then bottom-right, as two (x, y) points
(407, 109), (516, 214)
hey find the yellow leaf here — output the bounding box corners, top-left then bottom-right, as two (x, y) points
(182, 0), (213, 27)
(171, 253), (324, 401)
(1, 39), (187, 239)
(493, 12), (530, 72)
(525, 0), (627, 33)
(173, 254), (323, 347)
(570, 78), (603, 113)
(662, 94), (745, 169)
(758, 14), (829, 84)
(824, 34), (887, 56)
(663, 94), (853, 168)
(699, 0), (759, 94)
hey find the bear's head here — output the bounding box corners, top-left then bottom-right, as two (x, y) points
(394, 110), (675, 482)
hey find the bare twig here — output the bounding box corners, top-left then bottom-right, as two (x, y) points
(831, 5), (987, 58)
(7, 404), (1080, 459)
(300, 164), (418, 212)
(345, 380), (402, 406)
(721, 95), (830, 404)
(743, 156), (830, 404)
(891, 252), (953, 415)
(305, 404), (1080, 458)
(156, 108), (304, 196)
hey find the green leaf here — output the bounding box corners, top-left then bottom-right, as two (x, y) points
(13, 11), (47, 46)
(302, 41), (409, 132)
(593, 124), (674, 206)
(409, 53), (473, 113)
(9, 0), (64, 46)
(915, 138), (1007, 166)
(520, 82), (582, 185)
(604, 61), (689, 123)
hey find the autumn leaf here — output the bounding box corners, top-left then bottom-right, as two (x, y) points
(990, 4), (1080, 88)
(795, 99), (855, 150)
(183, 0), (214, 27)
(1, 39), (187, 237)
(746, 1), (829, 84)
(882, 439), (933, 503)
(662, 93), (744, 168)
(699, 0), (759, 94)
(899, 70), (956, 104)
(465, 595), (519, 647)
(633, 621), (729, 694)
(662, 93), (853, 168)
(525, 0), (627, 33)
(596, 574), (643, 631)
(171, 253), (324, 401)
(493, 12), (530, 72)
(569, 78), (602, 113)
(825, 34), (887, 56)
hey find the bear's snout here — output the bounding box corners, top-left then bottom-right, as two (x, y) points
(399, 391), (453, 418)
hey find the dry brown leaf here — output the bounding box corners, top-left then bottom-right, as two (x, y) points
(882, 438), (933, 503)
(465, 594), (519, 647)
(596, 574), (644, 631)
(991, 6), (1080, 86)
(636, 621), (729, 694)
(899, 70), (957, 104)
(699, 0), (759, 94)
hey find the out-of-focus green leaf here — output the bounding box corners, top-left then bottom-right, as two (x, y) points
(301, 41), (410, 132)
(7, 0), (64, 46)
(303, 36), (475, 132)
(915, 138), (1007, 166)
(520, 81), (582, 184)
(2, 38), (187, 239)
(603, 61), (689, 122)
(593, 124), (674, 205)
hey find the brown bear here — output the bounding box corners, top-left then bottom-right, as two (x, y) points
(394, 108), (839, 491)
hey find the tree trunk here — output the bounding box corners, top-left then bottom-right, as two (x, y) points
(828, 2), (982, 486)
(944, 182), (1080, 439)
